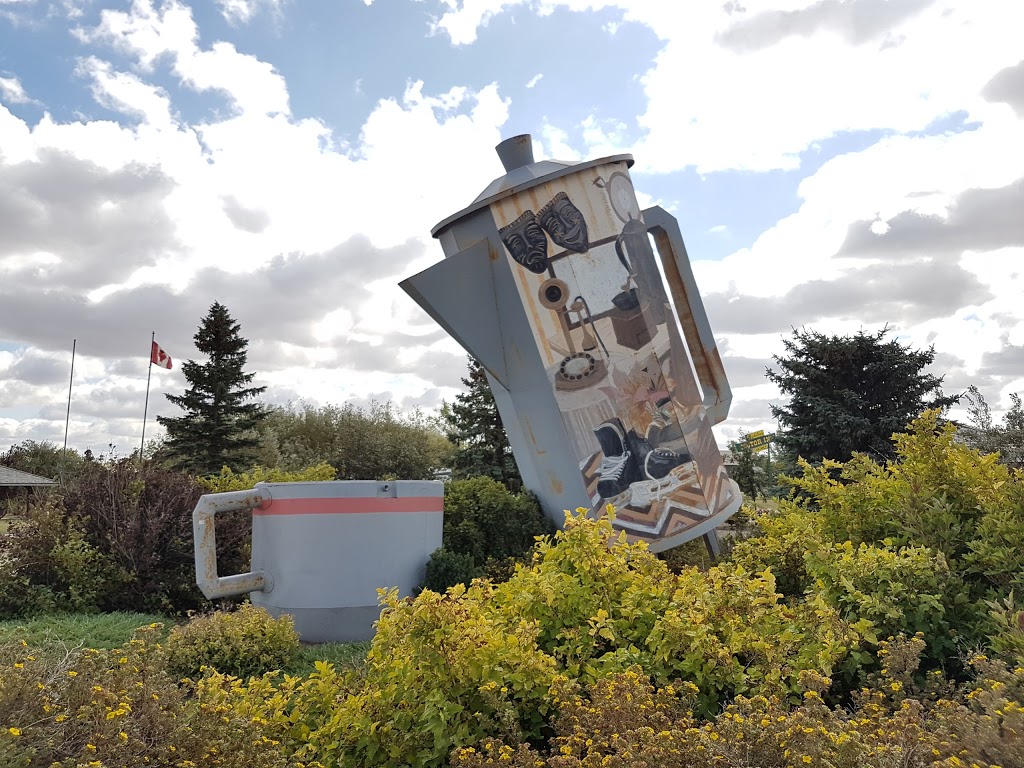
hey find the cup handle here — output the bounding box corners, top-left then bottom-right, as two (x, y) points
(643, 206), (732, 425)
(193, 485), (274, 599)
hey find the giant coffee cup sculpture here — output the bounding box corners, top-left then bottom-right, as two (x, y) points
(402, 135), (741, 551)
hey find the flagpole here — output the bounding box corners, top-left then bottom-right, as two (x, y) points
(61, 339), (76, 487)
(140, 331), (154, 468)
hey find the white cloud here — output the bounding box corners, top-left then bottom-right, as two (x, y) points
(3, 0), (1024, 458)
(0, 1), (518, 451)
(432, 1), (1024, 174)
(0, 74), (35, 104)
(79, 0), (290, 116)
(216, 0), (284, 25)
(525, 73), (543, 88)
(76, 57), (175, 127)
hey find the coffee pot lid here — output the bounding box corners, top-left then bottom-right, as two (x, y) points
(431, 133), (633, 237)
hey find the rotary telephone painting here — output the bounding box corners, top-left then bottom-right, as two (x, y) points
(500, 191), (611, 392)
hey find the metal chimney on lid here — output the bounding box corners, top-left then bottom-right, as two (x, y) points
(401, 133), (741, 553)
(496, 134), (535, 171)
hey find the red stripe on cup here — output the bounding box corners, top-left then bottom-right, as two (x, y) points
(253, 496), (444, 516)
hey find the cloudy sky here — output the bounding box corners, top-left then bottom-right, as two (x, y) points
(1, 0), (1022, 457)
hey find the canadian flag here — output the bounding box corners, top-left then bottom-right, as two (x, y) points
(151, 341), (173, 370)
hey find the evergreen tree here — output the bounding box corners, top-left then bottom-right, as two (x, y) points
(440, 356), (521, 490)
(766, 327), (956, 466)
(157, 302), (267, 475)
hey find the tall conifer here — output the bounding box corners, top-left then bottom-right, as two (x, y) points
(158, 302), (266, 475)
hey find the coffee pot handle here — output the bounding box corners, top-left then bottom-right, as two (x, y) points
(643, 206), (732, 425)
(193, 486), (274, 600)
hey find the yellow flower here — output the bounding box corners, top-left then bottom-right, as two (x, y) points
(67, 671), (78, 677)
(802, 757), (812, 764)
(8, 728), (22, 737)
(86, 744), (97, 752)
(119, 731), (128, 742)
(13, 663), (23, 669)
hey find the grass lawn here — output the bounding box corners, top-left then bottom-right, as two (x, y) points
(293, 639), (371, 676)
(0, 611), (171, 649)
(0, 610), (369, 676)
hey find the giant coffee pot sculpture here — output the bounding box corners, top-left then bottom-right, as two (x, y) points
(402, 135), (741, 551)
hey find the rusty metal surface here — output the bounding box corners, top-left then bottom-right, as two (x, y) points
(193, 488), (272, 600)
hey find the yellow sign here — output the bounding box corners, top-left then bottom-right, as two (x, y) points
(744, 432), (774, 452)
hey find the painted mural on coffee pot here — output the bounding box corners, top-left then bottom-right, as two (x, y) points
(402, 135), (741, 551)
(490, 162), (738, 542)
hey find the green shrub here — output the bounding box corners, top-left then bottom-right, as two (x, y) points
(164, 603), (300, 680)
(658, 537), (715, 573)
(987, 593), (1024, 664)
(804, 540), (967, 659)
(731, 412), (1024, 664)
(0, 497), (123, 619)
(203, 587), (559, 768)
(442, 477), (554, 570)
(189, 511), (867, 767)
(423, 547), (479, 592)
(0, 461), (257, 618)
(63, 461), (246, 615)
(792, 411), (1013, 561)
(200, 462), (337, 493)
(726, 504), (823, 597)
(966, 499), (1024, 596)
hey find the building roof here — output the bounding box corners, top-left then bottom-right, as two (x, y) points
(0, 466), (57, 487)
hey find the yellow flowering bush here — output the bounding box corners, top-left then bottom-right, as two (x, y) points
(200, 585), (559, 768)
(732, 411), (1024, 668)
(164, 603), (300, 680)
(452, 637), (1024, 768)
(0, 624), (297, 768)
(196, 510), (864, 766)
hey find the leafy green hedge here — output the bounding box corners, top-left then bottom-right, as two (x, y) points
(425, 476), (555, 591)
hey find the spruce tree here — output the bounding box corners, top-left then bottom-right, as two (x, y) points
(157, 302), (267, 475)
(440, 356), (521, 490)
(767, 327), (956, 466)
